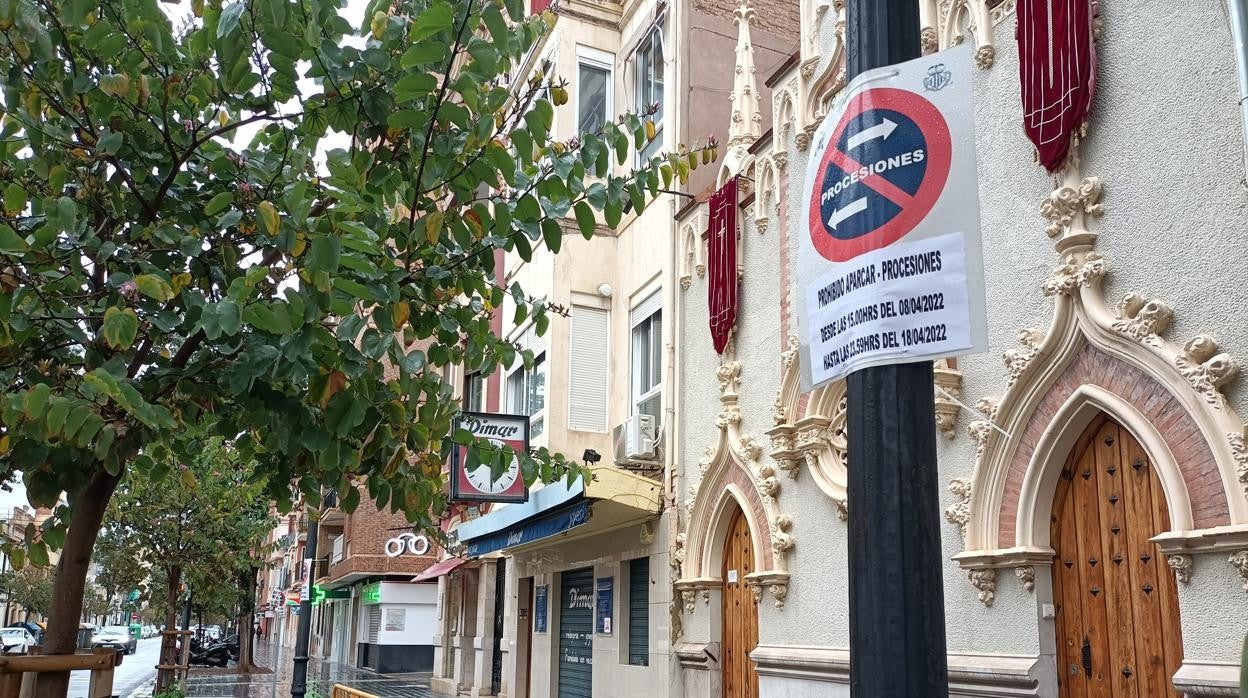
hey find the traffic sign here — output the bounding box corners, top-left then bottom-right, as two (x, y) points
(799, 44), (987, 386)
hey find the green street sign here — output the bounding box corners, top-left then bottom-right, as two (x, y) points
(127, 588), (140, 602)
(362, 582), (382, 605)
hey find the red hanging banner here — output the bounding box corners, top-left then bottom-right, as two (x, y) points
(707, 176), (739, 354)
(1016, 0), (1098, 172)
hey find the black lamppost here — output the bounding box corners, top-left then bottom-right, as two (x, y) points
(843, 2), (950, 695)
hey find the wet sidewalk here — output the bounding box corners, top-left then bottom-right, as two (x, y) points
(185, 642), (432, 698)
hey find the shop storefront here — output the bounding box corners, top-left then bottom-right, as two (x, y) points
(432, 465), (671, 698)
(352, 580), (438, 673)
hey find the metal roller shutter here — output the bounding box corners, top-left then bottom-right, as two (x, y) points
(628, 558), (650, 665)
(558, 568), (594, 698)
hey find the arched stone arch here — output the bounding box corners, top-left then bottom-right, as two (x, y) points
(949, 233), (1248, 599)
(678, 206), (706, 292)
(678, 361), (792, 609)
(771, 81), (798, 169)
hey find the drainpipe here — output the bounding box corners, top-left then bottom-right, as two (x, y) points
(1229, 0), (1248, 186)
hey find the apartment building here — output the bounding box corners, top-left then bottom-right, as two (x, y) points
(427, 1), (798, 697)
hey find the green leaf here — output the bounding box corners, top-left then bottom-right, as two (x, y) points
(482, 3), (509, 46)
(388, 109), (423, 128)
(28, 543), (48, 568)
(604, 200), (622, 228)
(204, 192), (234, 216)
(0, 225), (27, 253)
(97, 131), (123, 155)
(218, 2), (244, 38)
(573, 201), (596, 239)
(410, 1), (455, 42)
(401, 40), (449, 68)
(101, 306), (139, 350)
(133, 274), (175, 302)
(217, 299), (241, 335)
(45, 398), (70, 435)
(541, 219), (562, 254)
(3, 184), (27, 215)
(394, 72), (438, 102)
(23, 383), (50, 418)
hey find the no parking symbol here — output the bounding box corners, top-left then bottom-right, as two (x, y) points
(808, 89), (952, 262)
(799, 44), (987, 387)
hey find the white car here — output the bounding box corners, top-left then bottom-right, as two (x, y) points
(91, 626), (136, 655)
(0, 628), (34, 654)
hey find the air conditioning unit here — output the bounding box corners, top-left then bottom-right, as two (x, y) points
(613, 414), (658, 464)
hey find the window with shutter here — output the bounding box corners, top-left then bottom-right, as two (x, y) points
(568, 306), (610, 432)
(630, 293), (662, 425)
(628, 557), (649, 666)
(558, 568), (594, 698)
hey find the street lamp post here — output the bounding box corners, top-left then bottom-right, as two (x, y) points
(843, 1), (950, 696)
(290, 511), (318, 698)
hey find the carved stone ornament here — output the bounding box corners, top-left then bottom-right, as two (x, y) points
(945, 478), (972, 539)
(770, 338), (964, 510)
(1167, 554), (1192, 585)
(1230, 550), (1248, 593)
(951, 151), (1248, 577)
(1040, 176), (1103, 238)
(1175, 336), (1238, 408)
(968, 568), (997, 607)
(933, 358), (964, 438)
(1228, 429), (1248, 502)
(681, 589), (697, 613)
(679, 206), (707, 292)
(921, 0), (1010, 71)
(1015, 565), (1035, 593)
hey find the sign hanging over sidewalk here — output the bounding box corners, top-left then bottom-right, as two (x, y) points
(799, 44), (987, 387)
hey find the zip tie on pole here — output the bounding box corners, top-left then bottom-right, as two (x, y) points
(933, 384), (1011, 439)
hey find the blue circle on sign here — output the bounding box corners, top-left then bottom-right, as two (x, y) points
(817, 107), (929, 241)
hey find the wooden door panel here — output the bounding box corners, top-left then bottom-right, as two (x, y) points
(1052, 417), (1183, 698)
(1092, 422), (1139, 696)
(721, 510), (758, 698)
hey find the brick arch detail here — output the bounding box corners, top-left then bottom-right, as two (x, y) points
(998, 344), (1229, 549)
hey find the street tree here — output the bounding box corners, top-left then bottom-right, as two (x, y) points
(0, 0), (713, 694)
(90, 527), (146, 604)
(79, 583), (110, 624)
(0, 565), (52, 621)
(99, 432), (275, 688)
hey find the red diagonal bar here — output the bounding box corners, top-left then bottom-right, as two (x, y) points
(824, 148), (916, 209)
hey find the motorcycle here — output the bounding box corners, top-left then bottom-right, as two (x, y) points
(178, 636), (235, 668)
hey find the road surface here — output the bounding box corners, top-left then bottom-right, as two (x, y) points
(68, 636), (161, 698)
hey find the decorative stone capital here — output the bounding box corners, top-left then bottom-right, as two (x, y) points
(1043, 250), (1105, 297)
(933, 360), (964, 438)
(745, 571), (790, 609)
(968, 568), (997, 607)
(1167, 554), (1192, 585)
(1015, 565), (1035, 593)
(1230, 550), (1248, 592)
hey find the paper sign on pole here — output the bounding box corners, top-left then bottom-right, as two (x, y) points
(799, 44), (987, 388)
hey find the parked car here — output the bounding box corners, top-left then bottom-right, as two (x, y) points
(0, 628), (34, 654)
(91, 626), (137, 655)
(7, 622), (42, 646)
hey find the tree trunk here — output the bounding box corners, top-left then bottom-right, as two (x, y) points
(237, 567), (257, 673)
(155, 566), (182, 694)
(35, 469), (122, 698)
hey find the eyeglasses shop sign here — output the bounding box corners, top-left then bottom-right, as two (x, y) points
(384, 532), (430, 557)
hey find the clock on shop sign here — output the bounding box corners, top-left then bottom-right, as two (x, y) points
(449, 411), (530, 503)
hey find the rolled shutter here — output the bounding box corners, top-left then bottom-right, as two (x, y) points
(628, 558), (649, 665)
(558, 568), (594, 698)
(568, 306), (610, 432)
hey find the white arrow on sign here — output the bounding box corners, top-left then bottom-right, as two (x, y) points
(846, 118), (898, 151)
(827, 197), (868, 229)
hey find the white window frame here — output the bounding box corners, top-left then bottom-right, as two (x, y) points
(506, 353), (546, 436)
(629, 292), (662, 422)
(576, 46), (614, 136)
(464, 371), (486, 413)
(633, 25), (665, 163)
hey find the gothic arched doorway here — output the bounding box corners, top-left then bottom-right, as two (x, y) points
(1051, 415), (1184, 696)
(721, 508), (759, 698)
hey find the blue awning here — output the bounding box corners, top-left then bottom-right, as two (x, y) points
(465, 500), (591, 557)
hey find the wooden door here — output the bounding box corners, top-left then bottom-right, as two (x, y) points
(721, 510), (759, 698)
(1051, 416), (1183, 697)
